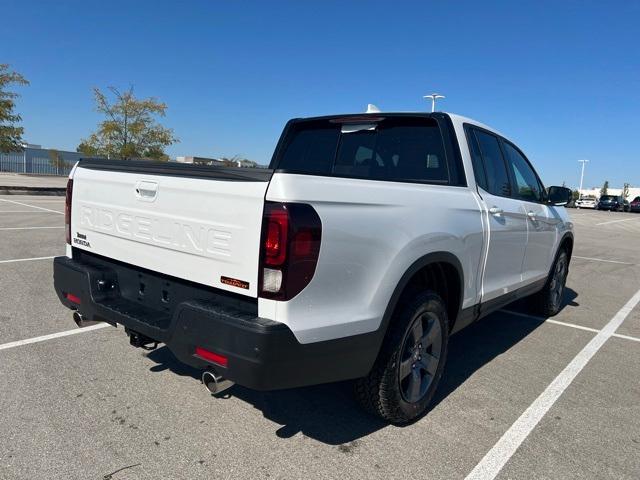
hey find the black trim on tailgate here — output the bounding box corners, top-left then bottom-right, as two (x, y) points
(77, 158), (273, 182)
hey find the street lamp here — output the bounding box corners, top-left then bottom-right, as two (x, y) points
(423, 93), (445, 112)
(578, 159), (589, 197)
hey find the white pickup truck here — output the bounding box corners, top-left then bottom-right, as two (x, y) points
(54, 112), (574, 423)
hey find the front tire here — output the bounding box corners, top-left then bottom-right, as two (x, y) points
(530, 249), (569, 317)
(354, 291), (449, 424)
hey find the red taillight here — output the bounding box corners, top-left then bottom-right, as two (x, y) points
(195, 346), (228, 367)
(259, 202), (322, 301)
(65, 178), (73, 245)
(265, 209), (288, 266)
(65, 292), (81, 304)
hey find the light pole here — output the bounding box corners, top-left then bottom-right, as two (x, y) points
(423, 93), (445, 112)
(578, 159), (589, 197)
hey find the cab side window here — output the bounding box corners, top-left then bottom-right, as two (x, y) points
(502, 141), (543, 202)
(465, 126), (488, 192)
(471, 129), (511, 197)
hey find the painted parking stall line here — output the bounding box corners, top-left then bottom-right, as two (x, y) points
(0, 226), (64, 231)
(0, 210), (60, 215)
(502, 309), (640, 343)
(0, 256), (55, 264)
(572, 255), (634, 266)
(0, 324), (110, 352)
(595, 217), (640, 226)
(2, 199), (65, 202)
(612, 333), (640, 343)
(501, 310), (600, 334)
(0, 198), (64, 214)
(467, 288), (640, 480)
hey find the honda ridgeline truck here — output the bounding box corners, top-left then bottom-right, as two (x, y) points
(54, 112), (574, 424)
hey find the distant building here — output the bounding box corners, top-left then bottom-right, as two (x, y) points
(174, 156), (264, 168)
(237, 159), (261, 168)
(0, 145), (88, 176)
(175, 156), (225, 166)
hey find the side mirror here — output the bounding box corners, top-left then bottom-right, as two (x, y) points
(547, 186), (572, 206)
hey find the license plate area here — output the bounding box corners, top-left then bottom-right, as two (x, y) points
(74, 248), (259, 319)
(134, 273), (175, 313)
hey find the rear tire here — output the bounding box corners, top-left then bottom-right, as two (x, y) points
(354, 291), (449, 425)
(530, 249), (569, 317)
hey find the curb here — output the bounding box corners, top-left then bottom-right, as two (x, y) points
(0, 186), (66, 196)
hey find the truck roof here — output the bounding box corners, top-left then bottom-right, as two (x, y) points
(292, 111), (506, 140)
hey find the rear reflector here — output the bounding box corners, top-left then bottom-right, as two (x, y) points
(65, 293), (81, 304)
(195, 346), (228, 367)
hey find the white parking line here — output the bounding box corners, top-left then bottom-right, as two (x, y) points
(0, 324), (110, 352)
(596, 217), (640, 226)
(0, 226), (64, 231)
(612, 333), (640, 343)
(468, 288), (640, 480)
(501, 309), (640, 342)
(0, 210), (63, 214)
(3, 199), (64, 202)
(501, 310), (600, 333)
(0, 198), (64, 215)
(0, 256), (55, 264)
(572, 255), (633, 265)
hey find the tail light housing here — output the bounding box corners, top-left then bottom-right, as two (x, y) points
(65, 178), (73, 245)
(259, 202), (322, 301)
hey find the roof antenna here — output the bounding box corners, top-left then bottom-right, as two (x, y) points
(366, 103), (381, 113)
(423, 93), (445, 112)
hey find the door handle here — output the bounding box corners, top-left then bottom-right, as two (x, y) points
(489, 206), (503, 215)
(527, 211), (537, 220)
(135, 181), (159, 201)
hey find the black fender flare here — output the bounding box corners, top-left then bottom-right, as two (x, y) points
(543, 231), (574, 285)
(376, 251), (464, 342)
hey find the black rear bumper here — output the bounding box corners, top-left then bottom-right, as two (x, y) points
(53, 252), (379, 390)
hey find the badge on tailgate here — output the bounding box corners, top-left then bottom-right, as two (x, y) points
(220, 276), (249, 290)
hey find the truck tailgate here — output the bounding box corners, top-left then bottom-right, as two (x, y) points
(70, 161), (271, 297)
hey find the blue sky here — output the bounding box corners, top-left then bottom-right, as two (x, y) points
(2, 0), (638, 188)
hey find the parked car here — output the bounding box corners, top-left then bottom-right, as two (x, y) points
(630, 196), (640, 213)
(575, 196), (597, 209)
(53, 112), (574, 424)
(597, 195), (626, 211)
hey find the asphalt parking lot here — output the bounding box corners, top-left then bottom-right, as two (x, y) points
(1, 196), (639, 480)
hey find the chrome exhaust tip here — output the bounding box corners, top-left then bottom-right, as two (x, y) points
(73, 311), (101, 328)
(202, 370), (234, 395)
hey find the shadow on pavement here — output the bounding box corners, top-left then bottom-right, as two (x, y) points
(145, 288), (578, 445)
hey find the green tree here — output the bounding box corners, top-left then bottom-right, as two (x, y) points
(600, 180), (609, 197)
(76, 141), (99, 156)
(0, 64), (29, 153)
(622, 183), (630, 200)
(572, 190), (580, 201)
(78, 86), (178, 160)
(48, 149), (69, 173)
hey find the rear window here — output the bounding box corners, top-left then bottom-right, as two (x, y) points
(274, 117), (455, 185)
(600, 196), (617, 201)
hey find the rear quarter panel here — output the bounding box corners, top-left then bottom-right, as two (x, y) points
(262, 173), (484, 343)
